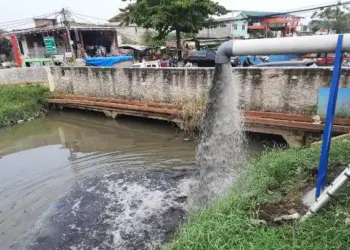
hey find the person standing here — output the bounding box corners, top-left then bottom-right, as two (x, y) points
(243, 56), (254, 67)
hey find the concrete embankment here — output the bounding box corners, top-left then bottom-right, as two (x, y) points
(48, 66), (350, 115)
(0, 67), (48, 86)
(1, 66), (350, 143)
(1, 66), (350, 115)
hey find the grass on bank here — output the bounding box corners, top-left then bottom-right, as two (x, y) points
(0, 85), (50, 127)
(168, 139), (350, 250)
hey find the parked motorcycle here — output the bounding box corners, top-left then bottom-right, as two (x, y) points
(231, 57), (241, 67)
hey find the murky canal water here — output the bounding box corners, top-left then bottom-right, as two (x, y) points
(0, 111), (284, 250)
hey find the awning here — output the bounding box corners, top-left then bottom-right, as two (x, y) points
(118, 44), (156, 51)
(263, 17), (301, 24)
(248, 25), (267, 30)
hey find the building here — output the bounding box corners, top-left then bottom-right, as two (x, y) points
(232, 12), (249, 38)
(109, 23), (148, 44)
(197, 12), (249, 39)
(108, 14), (150, 44)
(10, 18), (121, 59)
(197, 10), (301, 40)
(244, 11), (301, 38)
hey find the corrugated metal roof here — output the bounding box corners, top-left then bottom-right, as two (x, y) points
(118, 44), (155, 51)
(242, 11), (300, 18)
(9, 22), (117, 35)
(213, 12), (246, 22)
(212, 10), (300, 23)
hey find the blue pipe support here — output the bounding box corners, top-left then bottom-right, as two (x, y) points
(316, 35), (344, 198)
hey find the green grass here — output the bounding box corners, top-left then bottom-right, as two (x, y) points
(0, 85), (50, 127)
(168, 139), (350, 250)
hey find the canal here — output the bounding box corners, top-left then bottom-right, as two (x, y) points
(0, 111), (285, 250)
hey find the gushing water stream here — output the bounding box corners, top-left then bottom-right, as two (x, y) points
(191, 64), (246, 208)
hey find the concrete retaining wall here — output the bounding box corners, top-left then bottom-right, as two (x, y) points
(235, 67), (350, 114)
(0, 67), (49, 86)
(50, 67), (213, 104)
(1, 66), (350, 115)
(50, 67), (350, 115)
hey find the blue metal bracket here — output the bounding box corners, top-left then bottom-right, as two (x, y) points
(316, 34), (344, 198)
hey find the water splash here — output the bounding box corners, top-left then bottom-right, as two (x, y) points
(190, 64), (246, 208)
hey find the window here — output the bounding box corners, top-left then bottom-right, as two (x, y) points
(242, 24), (246, 30)
(234, 24), (237, 30)
(18, 40), (24, 55)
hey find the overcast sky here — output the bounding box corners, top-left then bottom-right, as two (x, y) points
(0, 0), (333, 29)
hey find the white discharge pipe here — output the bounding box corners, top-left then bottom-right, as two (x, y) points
(215, 34), (350, 64)
(232, 34), (350, 56)
(301, 165), (350, 222)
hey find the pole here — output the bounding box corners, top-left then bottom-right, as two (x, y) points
(315, 35), (344, 198)
(231, 11), (234, 38)
(61, 8), (74, 54)
(10, 35), (22, 67)
(79, 30), (84, 49)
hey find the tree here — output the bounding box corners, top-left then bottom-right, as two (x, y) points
(0, 30), (12, 56)
(114, 0), (227, 59)
(142, 30), (196, 47)
(312, 6), (350, 34)
(142, 30), (165, 46)
(308, 20), (326, 33)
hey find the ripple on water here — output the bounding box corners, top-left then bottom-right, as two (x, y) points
(0, 113), (196, 249)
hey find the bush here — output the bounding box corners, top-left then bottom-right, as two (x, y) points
(0, 85), (50, 127)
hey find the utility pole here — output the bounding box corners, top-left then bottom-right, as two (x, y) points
(61, 8), (74, 54)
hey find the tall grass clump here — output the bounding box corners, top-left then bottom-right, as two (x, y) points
(0, 85), (50, 127)
(168, 139), (350, 250)
(175, 96), (207, 134)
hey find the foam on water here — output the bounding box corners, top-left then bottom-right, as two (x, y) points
(18, 170), (193, 250)
(191, 64), (246, 208)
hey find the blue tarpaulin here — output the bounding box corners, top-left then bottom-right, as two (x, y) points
(237, 54), (301, 64)
(84, 56), (134, 67)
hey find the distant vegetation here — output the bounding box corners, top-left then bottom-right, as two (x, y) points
(0, 29), (12, 57)
(310, 5), (350, 33)
(0, 85), (50, 127)
(168, 139), (350, 249)
(114, 0), (227, 58)
(141, 30), (196, 47)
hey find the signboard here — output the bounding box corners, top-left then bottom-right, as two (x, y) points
(64, 52), (73, 58)
(44, 36), (57, 54)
